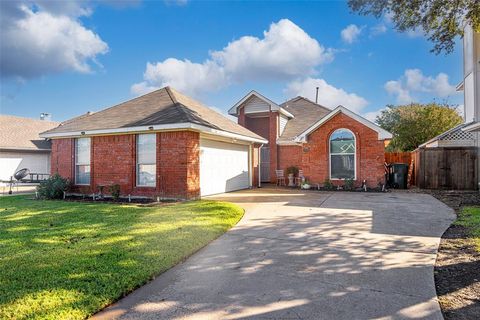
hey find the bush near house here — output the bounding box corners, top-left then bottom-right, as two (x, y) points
(36, 173), (71, 199)
(0, 196), (243, 319)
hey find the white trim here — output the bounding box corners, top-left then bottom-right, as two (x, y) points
(329, 128), (356, 181)
(228, 90), (294, 118)
(41, 122), (268, 144)
(462, 121), (480, 132)
(136, 133), (157, 187)
(456, 81), (464, 91)
(295, 106), (392, 142)
(74, 137), (91, 186)
(276, 140), (302, 146)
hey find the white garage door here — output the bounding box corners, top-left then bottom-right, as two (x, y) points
(200, 139), (250, 196)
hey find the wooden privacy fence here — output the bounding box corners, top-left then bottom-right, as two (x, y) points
(385, 152), (412, 165)
(413, 147), (478, 190)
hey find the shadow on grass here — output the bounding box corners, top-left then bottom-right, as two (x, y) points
(0, 196), (243, 319)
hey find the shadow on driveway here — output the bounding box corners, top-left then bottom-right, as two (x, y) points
(94, 188), (455, 320)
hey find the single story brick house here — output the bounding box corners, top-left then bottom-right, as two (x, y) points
(40, 87), (267, 199)
(41, 87), (392, 199)
(229, 91), (392, 188)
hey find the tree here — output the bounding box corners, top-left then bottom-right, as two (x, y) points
(376, 103), (463, 151)
(348, 0), (480, 54)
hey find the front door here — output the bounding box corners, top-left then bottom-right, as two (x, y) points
(260, 146), (270, 182)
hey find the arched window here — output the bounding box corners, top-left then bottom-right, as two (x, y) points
(329, 129), (356, 180)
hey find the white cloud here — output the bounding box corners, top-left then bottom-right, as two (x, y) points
(384, 69), (458, 104)
(384, 80), (413, 104)
(131, 19), (334, 97)
(369, 24), (387, 37)
(363, 108), (386, 123)
(406, 27), (423, 38)
(341, 24), (362, 44)
(0, 1), (108, 79)
(284, 77), (368, 113)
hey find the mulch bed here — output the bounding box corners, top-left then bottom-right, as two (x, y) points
(63, 195), (180, 206)
(412, 189), (480, 320)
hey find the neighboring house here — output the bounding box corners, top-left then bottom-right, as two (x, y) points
(0, 115), (59, 181)
(229, 91), (392, 187)
(460, 24), (480, 187)
(423, 23), (479, 149)
(40, 87), (267, 199)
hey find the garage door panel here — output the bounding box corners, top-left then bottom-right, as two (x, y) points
(200, 139), (249, 196)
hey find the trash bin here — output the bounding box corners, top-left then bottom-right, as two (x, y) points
(388, 163), (408, 189)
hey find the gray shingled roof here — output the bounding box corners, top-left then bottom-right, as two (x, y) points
(0, 115), (59, 151)
(43, 87), (264, 141)
(278, 97), (331, 141)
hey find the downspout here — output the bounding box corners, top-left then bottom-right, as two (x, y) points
(258, 144), (264, 188)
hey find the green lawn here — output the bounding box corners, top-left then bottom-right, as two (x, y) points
(0, 196), (243, 319)
(454, 206), (480, 252)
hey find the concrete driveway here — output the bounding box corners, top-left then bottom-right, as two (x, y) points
(94, 188), (455, 320)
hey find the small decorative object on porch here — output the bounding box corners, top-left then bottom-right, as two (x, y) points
(301, 179), (311, 190)
(286, 166), (299, 187)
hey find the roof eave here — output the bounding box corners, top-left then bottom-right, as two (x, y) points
(40, 122), (268, 144)
(462, 121), (480, 132)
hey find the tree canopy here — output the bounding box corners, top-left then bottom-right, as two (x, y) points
(376, 103), (463, 151)
(348, 0), (480, 54)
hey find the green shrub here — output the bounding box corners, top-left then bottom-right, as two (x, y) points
(344, 178), (354, 191)
(36, 174), (71, 199)
(109, 184), (121, 201)
(286, 166), (299, 176)
(323, 178), (335, 190)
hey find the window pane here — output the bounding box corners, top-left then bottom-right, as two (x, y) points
(137, 164), (156, 187)
(331, 154), (355, 179)
(137, 134), (156, 164)
(330, 140), (355, 154)
(330, 129), (355, 154)
(76, 165), (90, 185)
(76, 138), (90, 164)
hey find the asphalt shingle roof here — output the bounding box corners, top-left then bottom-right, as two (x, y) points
(278, 97), (331, 141)
(0, 115), (59, 151)
(43, 87), (264, 141)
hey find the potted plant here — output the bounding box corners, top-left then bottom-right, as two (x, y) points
(286, 166), (299, 187)
(301, 179), (311, 190)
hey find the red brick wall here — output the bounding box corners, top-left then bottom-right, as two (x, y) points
(159, 131), (200, 199)
(50, 130), (200, 199)
(277, 113), (385, 188)
(51, 138), (74, 180)
(245, 117), (269, 140)
(268, 112), (278, 183)
(278, 145), (302, 173)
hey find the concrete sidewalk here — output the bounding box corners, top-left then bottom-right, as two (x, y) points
(94, 188), (455, 320)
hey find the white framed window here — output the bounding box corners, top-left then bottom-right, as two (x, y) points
(329, 129), (356, 180)
(136, 134), (156, 187)
(75, 138), (91, 185)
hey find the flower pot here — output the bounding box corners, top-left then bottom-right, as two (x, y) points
(288, 173), (295, 187)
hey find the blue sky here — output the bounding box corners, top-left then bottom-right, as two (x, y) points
(0, 0), (464, 123)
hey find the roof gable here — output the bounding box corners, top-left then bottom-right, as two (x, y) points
(277, 96), (331, 142)
(228, 90), (294, 118)
(295, 106), (392, 141)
